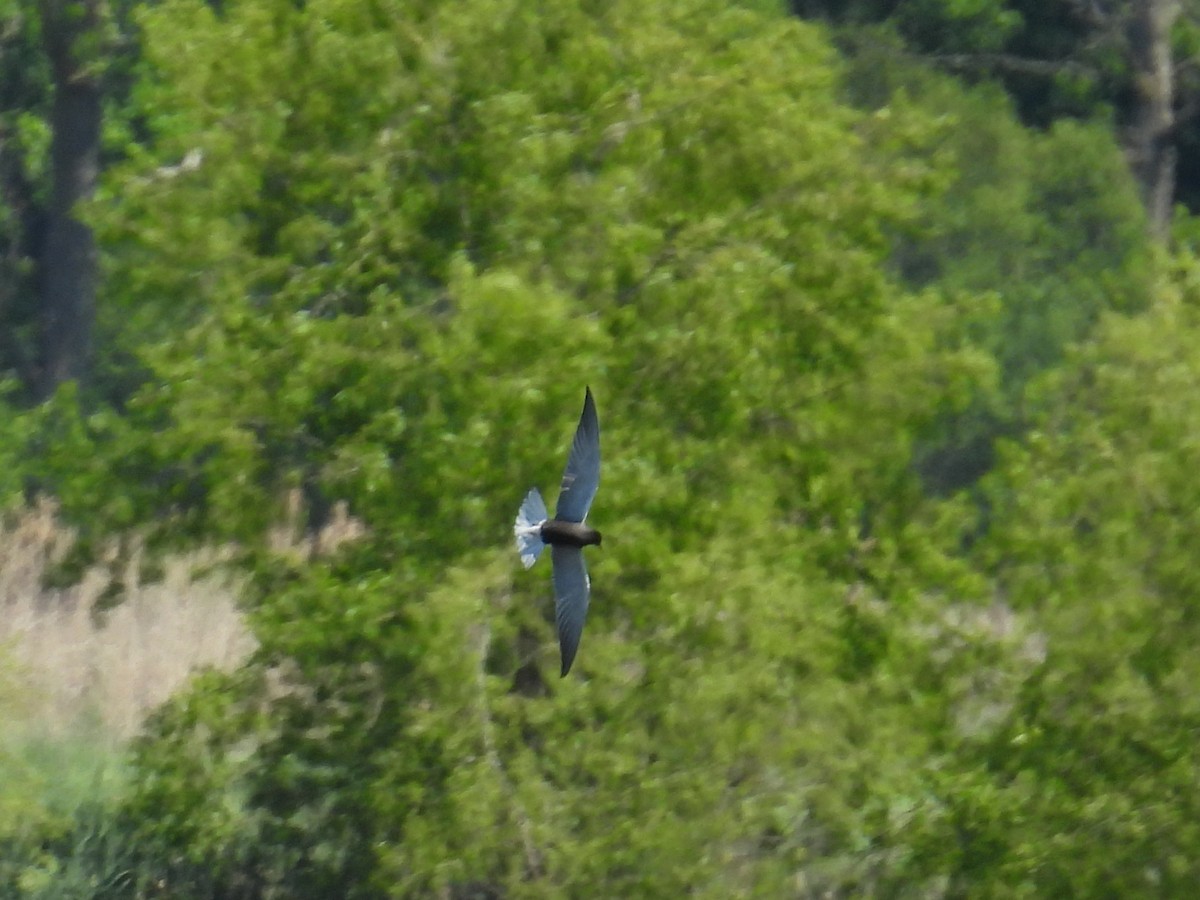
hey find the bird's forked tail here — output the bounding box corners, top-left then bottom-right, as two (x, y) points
(514, 487), (548, 568)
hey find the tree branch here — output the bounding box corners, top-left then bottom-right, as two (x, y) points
(929, 52), (1098, 80)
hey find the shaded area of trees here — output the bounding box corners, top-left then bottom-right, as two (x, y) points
(793, 0), (1197, 235)
(37, 0), (103, 397)
(1, 0), (137, 403)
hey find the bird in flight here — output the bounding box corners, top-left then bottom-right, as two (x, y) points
(514, 387), (602, 677)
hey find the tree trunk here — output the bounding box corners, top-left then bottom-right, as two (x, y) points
(36, 0), (102, 400)
(1125, 0), (1180, 237)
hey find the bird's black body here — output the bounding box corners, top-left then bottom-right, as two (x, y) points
(540, 519), (602, 548)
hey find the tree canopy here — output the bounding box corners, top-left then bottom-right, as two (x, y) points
(0, 0), (1196, 896)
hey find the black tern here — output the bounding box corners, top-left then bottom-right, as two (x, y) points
(514, 387), (601, 676)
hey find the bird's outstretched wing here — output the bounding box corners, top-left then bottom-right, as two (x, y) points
(551, 545), (590, 677)
(555, 387), (600, 524)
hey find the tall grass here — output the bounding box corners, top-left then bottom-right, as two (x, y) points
(0, 500), (255, 745)
(0, 502), (253, 894)
(0, 498), (363, 896)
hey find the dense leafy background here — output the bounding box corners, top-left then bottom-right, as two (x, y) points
(1, 0), (1197, 896)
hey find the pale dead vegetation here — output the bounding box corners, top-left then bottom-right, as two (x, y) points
(0, 493), (367, 745)
(268, 489), (367, 559)
(0, 500), (255, 743)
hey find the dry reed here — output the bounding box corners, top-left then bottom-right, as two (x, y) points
(0, 500), (256, 743)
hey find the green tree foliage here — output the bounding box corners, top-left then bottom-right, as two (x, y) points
(841, 268), (1200, 897)
(841, 51), (1153, 493)
(73, 0), (996, 894)
(795, 0), (1183, 122)
(80, 0), (957, 552)
(795, 0), (1200, 234)
(0, 0), (1189, 896)
(954, 276), (1200, 895)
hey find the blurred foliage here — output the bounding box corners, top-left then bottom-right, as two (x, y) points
(795, 0), (1169, 121)
(956, 273), (1200, 895)
(795, 0), (1200, 213)
(0, 703), (133, 899)
(0, 0), (1196, 896)
(841, 47), (1153, 494)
